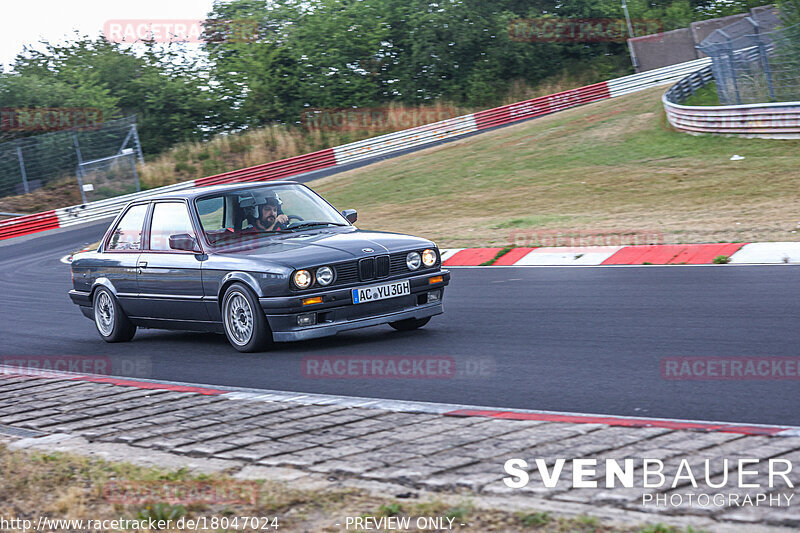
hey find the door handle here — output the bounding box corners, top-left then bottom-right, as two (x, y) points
(137, 261), (148, 268)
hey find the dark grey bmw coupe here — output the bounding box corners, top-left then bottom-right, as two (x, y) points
(69, 181), (450, 352)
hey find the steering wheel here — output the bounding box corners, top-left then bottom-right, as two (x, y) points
(279, 214), (304, 231)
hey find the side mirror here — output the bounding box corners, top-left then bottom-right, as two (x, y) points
(169, 233), (201, 252)
(341, 209), (358, 224)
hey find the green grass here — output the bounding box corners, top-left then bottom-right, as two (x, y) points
(517, 511), (551, 526)
(479, 245), (516, 265)
(311, 86), (800, 248)
(682, 83), (722, 106)
(491, 214), (577, 229)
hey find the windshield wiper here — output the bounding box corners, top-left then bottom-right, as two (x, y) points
(288, 221), (348, 231)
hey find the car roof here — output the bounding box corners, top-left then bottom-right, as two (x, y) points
(134, 181), (301, 202)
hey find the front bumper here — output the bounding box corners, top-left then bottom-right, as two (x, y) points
(260, 270), (450, 342)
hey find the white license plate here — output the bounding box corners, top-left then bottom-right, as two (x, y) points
(352, 280), (410, 304)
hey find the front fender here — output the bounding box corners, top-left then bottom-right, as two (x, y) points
(218, 271), (265, 300)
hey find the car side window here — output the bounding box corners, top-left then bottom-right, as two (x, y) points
(106, 204), (148, 251)
(149, 202), (197, 251)
(197, 196), (225, 229)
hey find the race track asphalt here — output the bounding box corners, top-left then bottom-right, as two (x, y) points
(2, 222), (799, 426)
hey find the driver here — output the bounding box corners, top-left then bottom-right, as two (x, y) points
(246, 192), (289, 232)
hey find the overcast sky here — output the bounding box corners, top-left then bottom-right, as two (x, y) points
(1, 0), (217, 71)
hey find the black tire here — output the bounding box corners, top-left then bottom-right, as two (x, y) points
(92, 287), (136, 343)
(221, 282), (273, 352)
(388, 316), (431, 332)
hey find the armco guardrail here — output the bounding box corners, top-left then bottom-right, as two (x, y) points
(606, 57), (710, 97)
(0, 58), (710, 242)
(661, 65), (715, 103)
(663, 65), (800, 138)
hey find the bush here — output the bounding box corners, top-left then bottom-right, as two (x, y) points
(173, 161), (196, 174)
(228, 138), (252, 154)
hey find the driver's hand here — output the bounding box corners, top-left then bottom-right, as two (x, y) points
(276, 214), (288, 224)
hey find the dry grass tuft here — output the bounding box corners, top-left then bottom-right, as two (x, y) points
(0, 443), (699, 532)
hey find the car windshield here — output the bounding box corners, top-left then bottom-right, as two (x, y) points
(195, 184), (349, 247)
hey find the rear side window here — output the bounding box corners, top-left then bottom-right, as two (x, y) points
(148, 202), (197, 251)
(106, 204), (148, 251)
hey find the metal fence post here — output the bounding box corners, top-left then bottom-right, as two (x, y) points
(130, 123), (145, 164)
(129, 154), (141, 192)
(72, 132), (88, 204)
(749, 17), (776, 101)
(720, 31), (742, 105)
(15, 146), (29, 194)
(621, 0), (640, 70)
(117, 123), (143, 193)
(708, 53), (728, 104)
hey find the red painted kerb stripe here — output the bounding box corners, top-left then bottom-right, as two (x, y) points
(1, 369), (227, 395)
(79, 376), (228, 395)
(444, 409), (787, 435)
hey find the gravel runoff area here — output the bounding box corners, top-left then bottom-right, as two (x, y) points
(1, 371), (799, 532)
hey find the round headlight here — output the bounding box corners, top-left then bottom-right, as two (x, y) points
(316, 266), (334, 286)
(293, 269), (313, 289)
(421, 248), (437, 267)
(406, 252), (421, 270)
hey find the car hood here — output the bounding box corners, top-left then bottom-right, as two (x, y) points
(210, 228), (435, 268)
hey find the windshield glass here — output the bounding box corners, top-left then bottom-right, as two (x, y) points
(195, 184), (349, 247)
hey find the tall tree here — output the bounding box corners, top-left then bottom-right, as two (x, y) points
(7, 37), (227, 153)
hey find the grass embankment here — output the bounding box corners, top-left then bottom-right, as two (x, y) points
(0, 444), (698, 533)
(135, 64), (622, 194)
(682, 83), (722, 106)
(0, 65), (625, 217)
(310, 86), (800, 248)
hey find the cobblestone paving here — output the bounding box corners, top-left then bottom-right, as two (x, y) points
(1, 373), (799, 529)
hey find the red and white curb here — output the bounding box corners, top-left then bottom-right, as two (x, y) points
(2, 365), (798, 437)
(56, 242), (800, 267)
(728, 242), (800, 264)
(441, 243), (800, 266)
